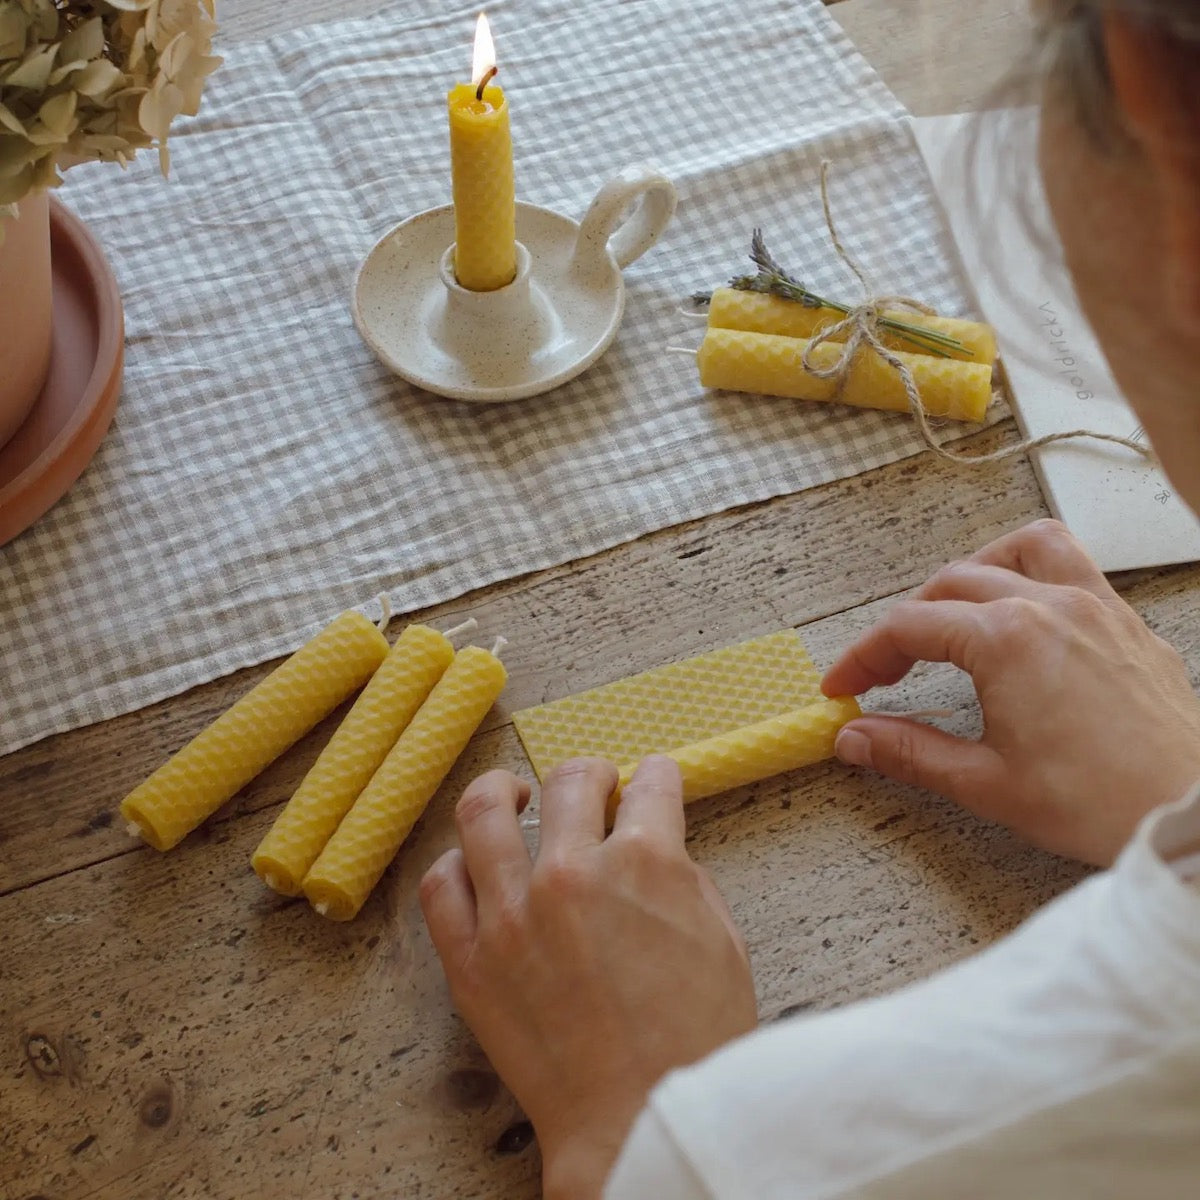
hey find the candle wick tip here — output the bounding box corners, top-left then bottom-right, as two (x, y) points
(125, 821), (143, 840)
(475, 65), (498, 102)
(490, 635), (508, 658)
(315, 901), (330, 917)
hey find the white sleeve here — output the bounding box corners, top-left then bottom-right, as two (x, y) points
(605, 1105), (714, 1199)
(603, 790), (1200, 1200)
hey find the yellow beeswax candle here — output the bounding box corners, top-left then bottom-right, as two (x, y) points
(449, 14), (516, 292)
(304, 644), (507, 921)
(120, 612), (390, 851)
(707, 287), (997, 365)
(251, 624), (458, 896)
(697, 327), (993, 423)
(607, 695), (861, 824)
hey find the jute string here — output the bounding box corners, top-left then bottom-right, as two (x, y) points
(807, 162), (1150, 467)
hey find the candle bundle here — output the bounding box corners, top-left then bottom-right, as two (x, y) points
(695, 222), (997, 424)
(118, 608), (507, 921)
(513, 630), (859, 822)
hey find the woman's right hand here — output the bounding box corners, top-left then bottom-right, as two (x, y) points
(822, 519), (1200, 866)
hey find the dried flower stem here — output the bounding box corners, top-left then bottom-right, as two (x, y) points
(696, 230), (969, 359)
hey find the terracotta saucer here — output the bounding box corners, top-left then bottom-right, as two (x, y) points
(0, 197), (124, 547)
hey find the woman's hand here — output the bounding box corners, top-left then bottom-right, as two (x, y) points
(823, 519), (1200, 866)
(420, 756), (757, 1200)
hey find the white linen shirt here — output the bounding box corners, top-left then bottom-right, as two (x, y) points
(606, 791), (1200, 1199)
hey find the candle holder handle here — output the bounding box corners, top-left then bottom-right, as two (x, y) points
(573, 164), (677, 273)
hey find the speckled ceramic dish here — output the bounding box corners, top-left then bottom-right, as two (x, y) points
(352, 165), (675, 402)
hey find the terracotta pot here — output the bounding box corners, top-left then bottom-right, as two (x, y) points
(0, 191), (54, 449)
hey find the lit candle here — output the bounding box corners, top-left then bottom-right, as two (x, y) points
(303, 642), (508, 921)
(251, 622), (464, 896)
(448, 12), (517, 292)
(607, 696), (861, 824)
(120, 612), (390, 851)
(697, 327), (993, 423)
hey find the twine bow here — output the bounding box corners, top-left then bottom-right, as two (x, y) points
(798, 162), (1151, 467)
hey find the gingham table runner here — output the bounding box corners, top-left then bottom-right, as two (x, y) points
(0, 0), (999, 756)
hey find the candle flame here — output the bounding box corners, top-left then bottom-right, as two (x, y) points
(471, 12), (496, 87)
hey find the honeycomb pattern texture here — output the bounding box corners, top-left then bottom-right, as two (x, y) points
(251, 624), (455, 895)
(513, 630), (824, 779)
(120, 612), (390, 851)
(303, 645), (507, 921)
(707, 287), (997, 365)
(449, 84), (516, 292)
(697, 328), (993, 423)
(608, 696), (861, 823)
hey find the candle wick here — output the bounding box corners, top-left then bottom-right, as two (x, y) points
(666, 345), (698, 357)
(475, 65), (498, 102)
(376, 593), (393, 633)
(442, 617), (478, 643)
(125, 821), (143, 839)
(490, 635), (508, 659)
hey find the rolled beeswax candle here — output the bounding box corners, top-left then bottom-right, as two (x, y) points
(706, 288), (997, 365)
(607, 695), (861, 825)
(251, 624), (457, 896)
(304, 645), (507, 921)
(697, 327), (992, 423)
(449, 17), (516, 291)
(120, 612), (390, 851)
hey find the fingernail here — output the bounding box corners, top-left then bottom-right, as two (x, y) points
(835, 728), (872, 768)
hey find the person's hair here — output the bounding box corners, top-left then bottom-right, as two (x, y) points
(1039, 1), (1200, 142)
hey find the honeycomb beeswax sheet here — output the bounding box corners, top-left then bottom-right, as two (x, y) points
(513, 631), (824, 779)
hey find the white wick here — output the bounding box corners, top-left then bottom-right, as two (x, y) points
(376, 593), (393, 632)
(265, 874), (280, 891)
(442, 617), (478, 643)
(315, 902), (330, 917)
(490, 635), (508, 658)
(125, 821), (143, 840)
(666, 345), (698, 357)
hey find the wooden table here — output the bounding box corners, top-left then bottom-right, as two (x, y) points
(6, 2), (1199, 1196)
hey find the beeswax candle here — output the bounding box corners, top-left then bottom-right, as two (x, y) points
(707, 287), (997, 365)
(607, 695), (861, 824)
(697, 327), (993, 423)
(449, 14), (516, 292)
(251, 624), (457, 896)
(120, 612), (390, 851)
(304, 644), (507, 921)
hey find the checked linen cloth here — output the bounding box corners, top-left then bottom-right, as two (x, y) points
(0, 0), (996, 755)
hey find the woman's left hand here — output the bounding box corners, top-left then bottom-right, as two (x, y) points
(420, 756), (757, 1200)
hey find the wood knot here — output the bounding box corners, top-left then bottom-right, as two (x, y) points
(494, 1119), (534, 1155)
(443, 1067), (499, 1112)
(139, 1082), (175, 1129)
(25, 1034), (61, 1079)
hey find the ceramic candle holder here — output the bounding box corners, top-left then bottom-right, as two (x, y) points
(352, 164), (677, 402)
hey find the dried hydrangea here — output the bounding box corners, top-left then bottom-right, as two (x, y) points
(0, 0), (221, 226)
